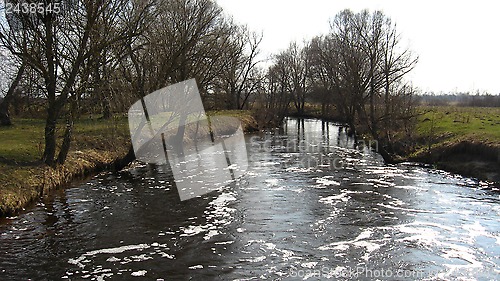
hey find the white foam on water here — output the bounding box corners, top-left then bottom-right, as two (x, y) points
(301, 262), (318, 269)
(263, 243), (276, 250)
(442, 247), (482, 267)
(355, 229), (373, 240)
(318, 228), (382, 260)
(330, 244), (349, 251)
(285, 167), (313, 173)
(319, 193), (350, 205)
(314, 176), (341, 186)
(341, 189), (363, 194)
(353, 241), (381, 260)
(87, 244), (150, 255)
(366, 178), (395, 187)
(264, 178), (281, 186)
(130, 254), (152, 262)
(463, 221), (487, 239)
(259, 162), (281, 166)
(394, 222), (486, 276)
(131, 270), (147, 277)
(158, 252), (175, 259)
(68, 244), (151, 269)
(214, 241), (234, 245)
(240, 256), (266, 263)
(177, 191), (237, 241)
(393, 185), (428, 192)
(95, 273), (113, 281)
(245, 239), (265, 246)
(280, 249), (295, 261)
(440, 243), (484, 277)
(180, 225), (206, 237)
(106, 257), (120, 262)
(397, 224), (441, 246)
(204, 230), (219, 240)
(382, 194), (405, 206)
(412, 221), (456, 232)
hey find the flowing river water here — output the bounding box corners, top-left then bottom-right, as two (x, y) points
(0, 118), (499, 280)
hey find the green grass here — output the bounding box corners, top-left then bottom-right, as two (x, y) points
(209, 110), (258, 130)
(0, 116), (131, 216)
(0, 119), (45, 163)
(0, 110), (257, 216)
(411, 106), (500, 182)
(0, 110), (255, 164)
(416, 106), (500, 144)
(0, 117), (130, 164)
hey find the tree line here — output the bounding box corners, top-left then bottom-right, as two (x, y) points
(419, 93), (500, 107)
(262, 9), (418, 162)
(0, 0), (265, 166)
(0, 0), (418, 165)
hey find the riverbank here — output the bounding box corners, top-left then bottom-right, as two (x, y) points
(0, 111), (258, 217)
(405, 106), (500, 183)
(289, 105), (500, 184)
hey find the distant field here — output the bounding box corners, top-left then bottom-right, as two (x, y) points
(416, 106), (500, 144)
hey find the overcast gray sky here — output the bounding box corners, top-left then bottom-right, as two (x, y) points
(217, 0), (500, 94)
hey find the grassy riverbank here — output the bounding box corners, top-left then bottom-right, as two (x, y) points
(0, 111), (258, 217)
(408, 106), (500, 183)
(0, 117), (132, 217)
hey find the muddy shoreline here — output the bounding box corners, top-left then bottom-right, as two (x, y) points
(409, 140), (500, 184)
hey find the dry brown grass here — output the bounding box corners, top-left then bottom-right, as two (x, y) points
(0, 111), (257, 216)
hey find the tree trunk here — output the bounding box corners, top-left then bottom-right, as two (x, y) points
(0, 62), (26, 126)
(0, 101), (12, 126)
(42, 106), (59, 166)
(113, 146), (136, 171)
(42, 11), (59, 166)
(57, 119), (73, 165)
(101, 97), (112, 119)
(173, 113), (187, 157)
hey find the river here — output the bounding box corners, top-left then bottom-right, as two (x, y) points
(0, 118), (499, 280)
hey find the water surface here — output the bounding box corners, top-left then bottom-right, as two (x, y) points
(1, 118), (499, 280)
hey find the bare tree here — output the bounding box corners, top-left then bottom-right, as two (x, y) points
(218, 27), (263, 110)
(0, 0), (148, 165)
(120, 0), (228, 97)
(254, 51), (294, 127)
(284, 42), (309, 115)
(333, 9), (417, 161)
(269, 9), (418, 162)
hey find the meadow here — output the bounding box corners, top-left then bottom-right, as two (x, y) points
(416, 106), (500, 144)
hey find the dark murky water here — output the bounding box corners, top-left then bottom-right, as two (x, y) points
(1, 118), (499, 280)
